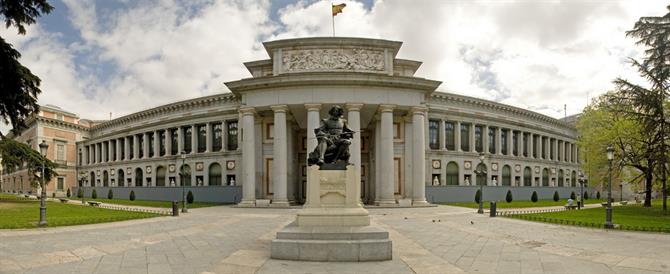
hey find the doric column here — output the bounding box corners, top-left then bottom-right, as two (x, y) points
(438, 119), (446, 150)
(455, 121), (462, 151)
(517, 131), (523, 157)
(566, 142), (571, 163)
(483, 125), (489, 153)
(304, 104), (322, 161)
(379, 104), (396, 206)
(544, 137), (550, 160)
(153, 131), (160, 157)
(469, 123), (476, 153)
(559, 140), (564, 162)
(124, 137), (130, 161)
(116, 139), (121, 162)
(411, 107), (428, 206)
(552, 138), (558, 161)
(191, 125), (197, 154)
(222, 121), (228, 152)
(108, 140), (114, 161)
(529, 133), (535, 158)
(177, 127), (184, 154)
(83, 145), (89, 165)
(133, 135), (139, 160)
(205, 123), (212, 153)
(506, 129), (513, 156)
(374, 118), (381, 204)
(101, 142), (107, 163)
(165, 130), (172, 156)
(572, 143), (577, 163)
(271, 105), (289, 206)
(239, 107), (257, 206)
(346, 103), (363, 200)
(143, 133), (150, 159)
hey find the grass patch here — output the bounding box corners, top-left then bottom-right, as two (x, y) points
(69, 197), (226, 209)
(508, 200), (670, 232)
(0, 199), (159, 229)
(444, 199), (604, 209)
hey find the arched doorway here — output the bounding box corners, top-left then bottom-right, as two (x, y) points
(117, 169), (125, 187)
(89, 171), (95, 186)
(542, 168), (549, 187)
(502, 165), (511, 186)
(135, 168), (143, 187)
(523, 167), (532, 186)
(476, 163), (487, 186)
(156, 166), (166, 187)
(209, 163), (222, 186)
(180, 164), (191, 186)
(103, 170), (109, 187)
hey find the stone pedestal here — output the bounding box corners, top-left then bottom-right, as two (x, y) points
(271, 165), (392, 261)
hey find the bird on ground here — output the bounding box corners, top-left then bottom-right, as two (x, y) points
(470, 221), (474, 225)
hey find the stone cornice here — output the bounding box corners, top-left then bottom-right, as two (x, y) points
(429, 92), (575, 131)
(91, 93), (239, 131)
(30, 116), (89, 132)
(263, 37), (403, 59)
(225, 72), (441, 94)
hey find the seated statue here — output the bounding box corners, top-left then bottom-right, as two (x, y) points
(307, 105), (354, 168)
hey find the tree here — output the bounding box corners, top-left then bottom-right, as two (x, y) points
(612, 5), (670, 212)
(505, 190), (513, 203)
(570, 192), (576, 200)
(553, 191), (559, 202)
(107, 189), (113, 199)
(129, 190), (135, 201)
(0, 138), (56, 188)
(474, 189), (481, 204)
(531, 191), (538, 203)
(0, 0), (53, 136)
(187, 191), (194, 204)
(91, 189), (97, 199)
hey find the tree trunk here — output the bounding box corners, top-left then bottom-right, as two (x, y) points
(645, 169), (653, 207)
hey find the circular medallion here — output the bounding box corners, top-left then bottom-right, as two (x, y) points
(432, 160), (441, 169)
(464, 161), (472, 169)
(226, 161), (236, 170)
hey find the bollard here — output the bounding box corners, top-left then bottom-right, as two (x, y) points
(172, 201), (179, 217)
(489, 201), (497, 217)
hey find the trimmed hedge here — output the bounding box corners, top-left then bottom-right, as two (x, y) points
(570, 191), (576, 200)
(187, 191), (194, 204)
(506, 190), (513, 203)
(91, 189), (97, 199)
(531, 191), (538, 203)
(475, 189), (482, 204)
(553, 191), (559, 202)
(130, 190), (136, 201)
(107, 189), (113, 199)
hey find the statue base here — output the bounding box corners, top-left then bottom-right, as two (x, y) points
(271, 165), (392, 261)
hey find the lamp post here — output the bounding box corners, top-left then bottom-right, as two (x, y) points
(605, 144), (614, 229)
(79, 171), (86, 205)
(620, 182), (624, 202)
(474, 153), (487, 214)
(38, 140), (49, 226)
(180, 151), (188, 213)
(578, 171), (585, 210)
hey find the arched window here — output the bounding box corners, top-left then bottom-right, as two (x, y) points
(117, 169), (125, 187)
(89, 171), (95, 186)
(103, 170), (109, 187)
(209, 163), (222, 186)
(542, 168), (549, 187)
(476, 163), (487, 186)
(180, 164), (191, 186)
(446, 162), (459, 185)
(135, 168), (143, 187)
(558, 169), (564, 187)
(571, 170), (577, 187)
(523, 167), (532, 186)
(155, 166), (166, 187)
(502, 165), (511, 186)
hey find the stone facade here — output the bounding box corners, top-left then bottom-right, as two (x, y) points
(2, 37), (585, 204)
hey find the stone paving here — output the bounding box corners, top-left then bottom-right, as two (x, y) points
(0, 205), (669, 274)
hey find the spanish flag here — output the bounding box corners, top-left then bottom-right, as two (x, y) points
(332, 3), (346, 16)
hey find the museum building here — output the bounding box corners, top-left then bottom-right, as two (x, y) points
(2, 37), (586, 204)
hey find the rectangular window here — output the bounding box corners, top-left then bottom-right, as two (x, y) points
(501, 129), (508, 155)
(445, 121), (455, 151)
(170, 128), (178, 155)
(550, 139), (555, 160)
(213, 123), (222, 151)
(197, 124), (206, 153)
(138, 134), (144, 158)
(56, 142), (65, 161)
(183, 126), (192, 153)
(475, 125), (483, 153)
(159, 130), (166, 156)
(148, 132), (154, 157)
(512, 131), (518, 156)
(428, 120), (439, 149)
(227, 121), (238, 151)
(119, 139), (125, 160)
(488, 127), (496, 154)
(57, 177), (64, 191)
(461, 123), (470, 151)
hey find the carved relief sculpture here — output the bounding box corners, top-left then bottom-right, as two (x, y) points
(282, 48), (385, 73)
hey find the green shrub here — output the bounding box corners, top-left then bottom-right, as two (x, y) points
(187, 191), (194, 204)
(505, 190), (513, 203)
(52, 192), (56, 198)
(66, 188), (71, 198)
(553, 191), (559, 202)
(91, 189), (97, 199)
(130, 190), (136, 201)
(584, 191), (589, 200)
(474, 189), (482, 204)
(570, 192), (576, 200)
(77, 188), (83, 198)
(596, 191), (601, 199)
(107, 189), (113, 199)
(531, 191), (538, 203)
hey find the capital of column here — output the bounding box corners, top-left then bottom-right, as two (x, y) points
(270, 104), (289, 113)
(304, 103), (322, 112)
(239, 107), (256, 116)
(345, 103), (364, 112)
(379, 104), (396, 113)
(410, 106), (428, 115)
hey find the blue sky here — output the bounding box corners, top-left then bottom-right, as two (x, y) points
(1, 0), (667, 132)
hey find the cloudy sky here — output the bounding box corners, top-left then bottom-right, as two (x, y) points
(1, 0), (667, 133)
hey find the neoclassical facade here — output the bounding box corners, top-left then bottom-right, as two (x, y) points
(71, 37), (584, 205)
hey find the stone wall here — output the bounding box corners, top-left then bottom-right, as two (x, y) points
(73, 186), (242, 203)
(426, 186), (593, 203)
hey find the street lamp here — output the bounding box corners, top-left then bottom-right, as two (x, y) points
(38, 140), (49, 226)
(605, 144), (614, 229)
(474, 153), (487, 214)
(180, 151), (188, 213)
(578, 171), (585, 210)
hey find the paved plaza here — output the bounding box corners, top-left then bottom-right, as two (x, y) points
(0, 205), (669, 274)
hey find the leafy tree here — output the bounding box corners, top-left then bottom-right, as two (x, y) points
(91, 189), (97, 199)
(187, 191), (194, 204)
(531, 191), (538, 203)
(0, 138), (56, 188)
(597, 191), (601, 200)
(129, 190), (135, 201)
(505, 190), (513, 203)
(570, 192), (576, 200)
(107, 189), (113, 199)
(0, 0), (53, 135)
(553, 191), (559, 202)
(66, 188), (70, 198)
(77, 188), (83, 198)
(474, 189), (481, 204)
(584, 191), (589, 200)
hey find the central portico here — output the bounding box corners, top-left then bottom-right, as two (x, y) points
(225, 37), (441, 207)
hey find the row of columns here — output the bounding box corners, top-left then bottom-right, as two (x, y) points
(82, 121), (238, 166)
(433, 119), (579, 163)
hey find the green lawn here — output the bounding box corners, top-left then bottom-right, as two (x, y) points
(0, 199), (159, 229)
(444, 199), (604, 209)
(68, 197), (227, 209)
(509, 200), (670, 232)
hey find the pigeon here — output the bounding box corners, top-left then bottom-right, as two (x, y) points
(404, 217), (408, 220)
(470, 221), (474, 225)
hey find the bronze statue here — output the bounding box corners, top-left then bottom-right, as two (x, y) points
(307, 105), (354, 168)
